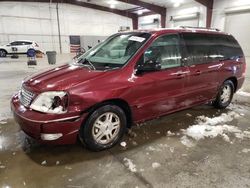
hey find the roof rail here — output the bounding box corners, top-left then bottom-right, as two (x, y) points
(179, 26), (221, 32)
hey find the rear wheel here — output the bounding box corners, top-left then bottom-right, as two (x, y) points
(213, 80), (234, 109)
(0, 50), (7, 57)
(80, 105), (127, 151)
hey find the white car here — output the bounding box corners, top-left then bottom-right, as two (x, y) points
(0, 40), (41, 57)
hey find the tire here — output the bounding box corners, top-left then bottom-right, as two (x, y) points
(80, 105), (127, 151)
(213, 80), (234, 109)
(0, 49), (7, 57)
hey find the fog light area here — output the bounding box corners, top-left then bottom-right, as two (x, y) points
(41, 133), (63, 140)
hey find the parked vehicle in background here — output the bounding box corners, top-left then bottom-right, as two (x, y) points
(11, 27), (246, 151)
(0, 40), (41, 57)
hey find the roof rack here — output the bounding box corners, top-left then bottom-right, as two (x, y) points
(179, 26), (221, 32)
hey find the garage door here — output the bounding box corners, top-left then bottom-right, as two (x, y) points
(225, 12), (250, 57)
(173, 18), (199, 27)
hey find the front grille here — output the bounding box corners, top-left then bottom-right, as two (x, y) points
(19, 87), (35, 107)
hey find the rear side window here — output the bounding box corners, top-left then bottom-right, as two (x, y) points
(215, 35), (243, 60)
(23, 41), (32, 45)
(182, 33), (243, 66)
(10, 41), (21, 46)
(10, 41), (32, 45)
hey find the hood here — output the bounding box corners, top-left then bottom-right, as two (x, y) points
(23, 64), (108, 91)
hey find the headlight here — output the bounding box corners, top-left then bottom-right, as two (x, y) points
(30, 91), (68, 114)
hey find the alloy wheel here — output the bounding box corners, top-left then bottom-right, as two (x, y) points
(92, 112), (121, 144)
(220, 85), (232, 103)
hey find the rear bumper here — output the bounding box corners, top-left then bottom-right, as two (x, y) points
(11, 94), (88, 145)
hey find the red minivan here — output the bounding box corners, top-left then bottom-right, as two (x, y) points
(11, 27), (246, 151)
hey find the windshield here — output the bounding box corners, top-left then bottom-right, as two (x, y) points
(75, 32), (151, 70)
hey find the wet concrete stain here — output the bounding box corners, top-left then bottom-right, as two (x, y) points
(1, 102), (250, 187)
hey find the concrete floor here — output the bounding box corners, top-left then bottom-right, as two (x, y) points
(0, 55), (250, 188)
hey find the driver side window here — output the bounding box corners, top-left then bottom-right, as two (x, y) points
(144, 34), (181, 69)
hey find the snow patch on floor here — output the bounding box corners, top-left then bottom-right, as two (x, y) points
(237, 90), (250, 97)
(242, 148), (250, 153)
(41, 160), (47, 165)
(0, 113), (9, 124)
(184, 124), (241, 141)
(152, 162), (161, 168)
(123, 158), (137, 172)
(181, 110), (250, 147)
(120, 141), (127, 148)
(167, 131), (175, 136)
(195, 111), (239, 126)
(181, 136), (195, 147)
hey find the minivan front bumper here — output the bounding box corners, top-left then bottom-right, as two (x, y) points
(11, 94), (87, 144)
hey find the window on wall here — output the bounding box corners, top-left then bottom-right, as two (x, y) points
(182, 33), (244, 66)
(144, 34), (182, 69)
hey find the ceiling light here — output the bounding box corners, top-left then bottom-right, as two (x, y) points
(110, 4), (115, 8)
(137, 10), (143, 15)
(174, 2), (181, 7)
(107, 0), (118, 5)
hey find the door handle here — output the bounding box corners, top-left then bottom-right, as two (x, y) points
(177, 73), (185, 79)
(195, 70), (202, 75)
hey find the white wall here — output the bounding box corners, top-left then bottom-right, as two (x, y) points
(0, 2), (132, 53)
(212, 0), (250, 56)
(166, 2), (206, 28)
(212, 0), (250, 30)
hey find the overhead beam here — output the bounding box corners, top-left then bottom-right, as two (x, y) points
(126, 7), (145, 12)
(117, 0), (167, 28)
(117, 0), (165, 14)
(195, 0), (214, 28)
(138, 11), (157, 17)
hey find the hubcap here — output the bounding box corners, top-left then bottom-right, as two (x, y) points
(0, 51), (5, 57)
(221, 85), (232, 103)
(92, 112), (120, 144)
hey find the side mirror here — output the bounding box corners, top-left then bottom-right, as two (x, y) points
(136, 60), (161, 74)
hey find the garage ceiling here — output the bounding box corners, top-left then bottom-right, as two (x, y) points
(78, 0), (138, 10)
(71, 0), (196, 13)
(140, 0), (194, 7)
(0, 0), (213, 27)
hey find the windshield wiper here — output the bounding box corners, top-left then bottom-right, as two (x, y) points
(79, 58), (96, 70)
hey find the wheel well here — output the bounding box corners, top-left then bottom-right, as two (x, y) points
(85, 99), (133, 128)
(225, 77), (237, 92)
(0, 49), (7, 53)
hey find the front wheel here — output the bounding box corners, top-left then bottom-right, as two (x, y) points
(0, 50), (7, 57)
(80, 105), (127, 151)
(213, 80), (234, 109)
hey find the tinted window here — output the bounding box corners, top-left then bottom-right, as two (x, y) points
(10, 42), (20, 46)
(215, 35), (243, 60)
(144, 34), (181, 69)
(10, 41), (32, 45)
(23, 41), (32, 45)
(183, 33), (243, 66)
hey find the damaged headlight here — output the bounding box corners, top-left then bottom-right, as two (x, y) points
(30, 91), (68, 114)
